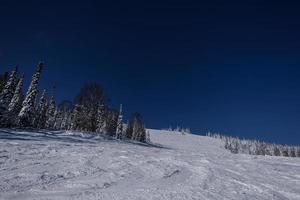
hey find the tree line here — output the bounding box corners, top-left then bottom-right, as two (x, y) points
(0, 62), (149, 143)
(207, 132), (300, 158)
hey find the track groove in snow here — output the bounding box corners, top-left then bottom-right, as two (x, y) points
(0, 129), (300, 200)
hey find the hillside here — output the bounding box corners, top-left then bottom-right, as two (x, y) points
(0, 129), (299, 200)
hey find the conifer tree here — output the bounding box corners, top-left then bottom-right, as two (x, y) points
(18, 62), (43, 127)
(3, 75), (25, 126)
(70, 104), (83, 130)
(128, 112), (146, 143)
(125, 119), (133, 139)
(45, 86), (56, 129)
(0, 66), (18, 115)
(115, 104), (123, 139)
(53, 109), (63, 130)
(33, 89), (48, 129)
(96, 104), (106, 133)
(0, 72), (9, 94)
(60, 111), (71, 130)
(146, 130), (151, 143)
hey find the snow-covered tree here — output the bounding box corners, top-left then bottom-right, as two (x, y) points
(60, 111), (71, 130)
(146, 130), (151, 143)
(127, 112), (146, 143)
(0, 66), (18, 115)
(0, 72), (9, 94)
(115, 104), (123, 139)
(3, 75), (25, 126)
(70, 104), (83, 130)
(96, 104), (106, 133)
(296, 147), (300, 157)
(18, 62), (43, 127)
(45, 87), (56, 129)
(57, 100), (73, 130)
(74, 83), (105, 132)
(273, 145), (281, 156)
(33, 89), (48, 129)
(104, 108), (118, 136)
(125, 119), (133, 139)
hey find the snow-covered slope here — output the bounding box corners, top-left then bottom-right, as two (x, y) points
(0, 129), (299, 200)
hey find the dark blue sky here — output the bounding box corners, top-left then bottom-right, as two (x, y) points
(1, 0), (300, 144)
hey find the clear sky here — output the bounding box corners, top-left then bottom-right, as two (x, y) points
(1, 0), (300, 145)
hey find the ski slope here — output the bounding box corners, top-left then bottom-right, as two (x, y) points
(0, 129), (299, 200)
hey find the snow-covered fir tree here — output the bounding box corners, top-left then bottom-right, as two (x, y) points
(45, 86), (56, 129)
(115, 104), (123, 139)
(128, 112), (146, 143)
(60, 111), (71, 130)
(125, 119), (133, 139)
(70, 104), (83, 130)
(18, 62), (43, 127)
(146, 130), (151, 143)
(53, 108), (63, 130)
(96, 104), (106, 133)
(0, 72), (9, 94)
(0, 66), (18, 115)
(57, 100), (73, 130)
(104, 108), (118, 136)
(3, 75), (25, 126)
(33, 89), (48, 129)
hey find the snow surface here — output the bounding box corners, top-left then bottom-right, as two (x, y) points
(0, 129), (300, 200)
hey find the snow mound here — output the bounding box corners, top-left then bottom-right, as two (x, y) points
(0, 129), (299, 200)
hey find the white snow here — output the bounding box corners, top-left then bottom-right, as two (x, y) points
(0, 128), (300, 200)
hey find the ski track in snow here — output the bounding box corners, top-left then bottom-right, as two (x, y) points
(0, 129), (299, 200)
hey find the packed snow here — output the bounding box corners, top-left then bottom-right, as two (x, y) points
(0, 129), (300, 200)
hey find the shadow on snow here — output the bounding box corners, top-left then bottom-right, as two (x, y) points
(0, 128), (166, 149)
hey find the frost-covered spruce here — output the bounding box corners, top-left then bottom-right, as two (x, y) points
(3, 75), (25, 126)
(8, 75), (24, 113)
(45, 88), (56, 129)
(0, 72), (9, 94)
(18, 62), (43, 127)
(146, 130), (151, 143)
(60, 111), (71, 130)
(115, 104), (123, 139)
(53, 108), (64, 130)
(0, 66), (18, 114)
(70, 104), (82, 130)
(96, 104), (106, 133)
(33, 89), (48, 129)
(130, 112), (146, 142)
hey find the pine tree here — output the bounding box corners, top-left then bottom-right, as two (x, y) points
(70, 104), (83, 130)
(115, 104), (123, 139)
(273, 145), (281, 156)
(33, 89), (48, 129)
(289, 147), (296, 157)
(146, 130), (151, 143)
(130, 112), (146, 143)
(3, 75), (25, 126)
(60, 111), (71, 130)
(104, 108), (118, 136)
(96, 104), (106, 133)
(45, 86), (56, 129)
(296, 147), (300, 157)
(53, 109), (63, 130)
(0, 66), (18, 115)
(0, 72), (9, 94)
(125, 119), (133, 139)
(18, 62), (43, 127)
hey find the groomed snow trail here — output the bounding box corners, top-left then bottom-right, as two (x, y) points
(0, 129), (299, 200)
